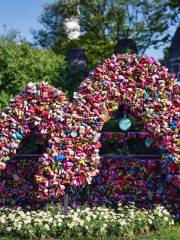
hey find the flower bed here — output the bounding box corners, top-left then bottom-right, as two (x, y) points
(0, 204), (175, 239)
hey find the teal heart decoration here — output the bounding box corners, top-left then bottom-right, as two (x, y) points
(119, 118), (131, 131)
(144, 138), (154, 147)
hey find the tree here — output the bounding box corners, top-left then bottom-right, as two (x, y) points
(0, 42), (68, 109)
(0, 25), (24, 44)
(33, 0), (174, 66)
(33, 0), (79, 49)
(166, 0), (180, 23)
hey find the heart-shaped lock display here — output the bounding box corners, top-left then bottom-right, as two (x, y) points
(0, 54), (179, 203)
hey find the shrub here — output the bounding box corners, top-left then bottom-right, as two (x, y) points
(0, 42), (68, 109)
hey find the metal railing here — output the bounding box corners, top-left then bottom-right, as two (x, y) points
(12, 154), (162, 160)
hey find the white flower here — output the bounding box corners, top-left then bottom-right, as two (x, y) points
(148, 219), (153, 224)
(6, 227), (12, 232)
(104, 215), (108, 220)
(58, 222), (62, 227)
(67, 223), (74, 229)
(44, 224), (50, 230)
(164, 216), (169, 221)
(163, 209), (170, 215)
(103, 223), (107, 228)
(170, 220), (174, 225)
(18, 211), (25, 216)
(8, 213), (15, 220)
(91, 214), (97, 219)
(157, 212), (163, 217)
(129, 211), (135, 218)
(48, 217), (53, 223)
(35, 218), (43, 224)
(28, 229), (34, 235)
(119, 219), (127, 226)
(0, 218), (6, 224)
(17, 225), (22, 230)
(24, 216), (31, 224)
(86, 216), (91, 222)
(79, 220), (84, 226)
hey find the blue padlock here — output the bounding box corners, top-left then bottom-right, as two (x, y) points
(169, 121), (177, 130)
(170, 155), (176, 162)
(95, 120), (100, 126)
(55, 154), (65, 162)
(96, 175), (102, 181)
(130, 168), (136, 175)
(144, 92), (149, 100)
(15, 132), (23, 140)
(19, 128), (24, 135)
(11, 133), (17, 140)
(98, 185), (105, 191)
(166, 174), (173, 181)
(144, 138), (153, 147)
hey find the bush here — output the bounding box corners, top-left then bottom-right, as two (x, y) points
(0, 42), (68, 109)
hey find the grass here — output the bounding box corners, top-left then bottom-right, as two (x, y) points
(0, 224), (179, 240)
(131, 224), (180, 240)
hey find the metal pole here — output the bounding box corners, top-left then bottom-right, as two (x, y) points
(63, 186), (69, 215)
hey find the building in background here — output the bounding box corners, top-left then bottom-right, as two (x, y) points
(168, 27), (180, 81)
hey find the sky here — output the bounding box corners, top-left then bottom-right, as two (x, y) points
(0, 0), (177, 60)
